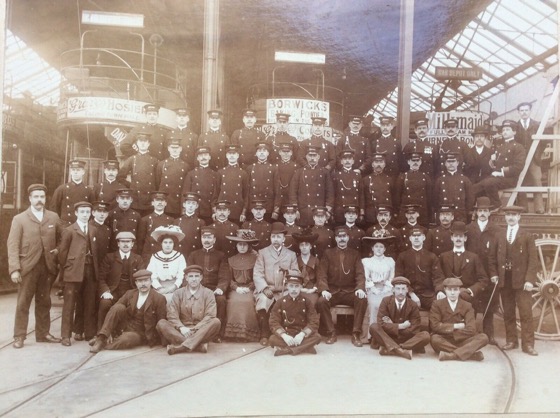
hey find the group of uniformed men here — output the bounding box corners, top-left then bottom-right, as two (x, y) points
(7, 101), (543, 359)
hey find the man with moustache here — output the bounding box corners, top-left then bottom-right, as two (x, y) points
(93, 160), (126, 210)
(403, 118), (437, 177)
(8, 184), (62, 348)
(336, 115), (373, 174)
(231, 109), (266, 167)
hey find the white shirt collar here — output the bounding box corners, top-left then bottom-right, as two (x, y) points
(478, 219), (488, 230)
(119, 250), (130, 260)
(30, 206), (44, 219)
(77, 220), (88, 230)
(137, 291), (149, 309)
(447, 298), (458, 311)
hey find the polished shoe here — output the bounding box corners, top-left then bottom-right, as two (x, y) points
(306, 347), (317, 355)
(501, 342), (519, 351)
(90, 336), (107, 353)
(378, 346), (389, 356)
(274, 347), (292, 357)
(36, 334), (61, 343)
(61, 337), (72, 347)
(73, 333), (84, 341)
(370, 341), (380, 350)
(394, 348), (412, 360)
(167, 344), (190, 355)
(326, 334), (337, 344)
(195, 343), (208, 353)
(259, 337), (269, 346)
(88, 337), (97, 346)
(470, 351), (485, 361)
(213, 337), (222, 344)
(438, 351), (458, 361)
(13, 337), (24, 349)
(522, 346), (538, 356)
(351, 334), (363, 347)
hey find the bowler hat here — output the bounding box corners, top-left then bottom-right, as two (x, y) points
(270, 222), (287, 235)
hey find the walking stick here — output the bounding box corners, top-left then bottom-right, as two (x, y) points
(482, 280), (499, 320)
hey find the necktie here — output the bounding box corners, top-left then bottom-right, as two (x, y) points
(83, 225), (87, 235)
(508, 228), (514, 244)
(398, 302), (403, 311)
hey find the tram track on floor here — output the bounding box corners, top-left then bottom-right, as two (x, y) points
(496, 346), (517, 414)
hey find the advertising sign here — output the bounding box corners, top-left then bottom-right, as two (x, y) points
(57, 97), (177, 129)
(261, 124), (334, 143)
(266, 98), (330, 125)
(425, 111), (487, 147)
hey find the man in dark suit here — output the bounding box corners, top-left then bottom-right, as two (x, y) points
(515, 101), (550, 213)
(8, 184), (62, 348)
(90, 269), (167, 353)
(316, 226), (367, 347)
(437, 221), (489, 303)
(488, 206), (539, 355)
(395, 228), (444, 311)
(370, 277), (430, 359)
(58, 201), (100, 346)
(268, 271), (321, 356)
(430, 278), (489, 361)
(465, 125), (493, 187)
(466, 197), (501, 343)
(96, 231), (145, 330)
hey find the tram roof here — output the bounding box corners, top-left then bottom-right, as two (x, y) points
(4, 0), (557, 121)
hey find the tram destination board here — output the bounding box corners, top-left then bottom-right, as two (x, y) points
(434, 66), (482, 81)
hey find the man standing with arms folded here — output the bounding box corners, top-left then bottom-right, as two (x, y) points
(8, 184), (62, 348)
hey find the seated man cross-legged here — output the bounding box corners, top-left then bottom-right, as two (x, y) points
(370, 276), (430, 360)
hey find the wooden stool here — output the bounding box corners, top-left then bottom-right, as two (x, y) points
(330, 305), (354, 324)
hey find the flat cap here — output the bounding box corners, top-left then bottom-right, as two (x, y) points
(184, 265), (204, 274)
(443, 277), (463, 287)
(133, 269), (152, 280)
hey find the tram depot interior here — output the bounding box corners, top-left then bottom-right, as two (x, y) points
(1, 0), (560, 416)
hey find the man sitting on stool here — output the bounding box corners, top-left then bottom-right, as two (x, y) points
(157, 265), (221, 355)
(90, 269), (167, 353)
(269, 271), (321, 356)
(370, 276), (430, 360)
(430, 277), (489, 361)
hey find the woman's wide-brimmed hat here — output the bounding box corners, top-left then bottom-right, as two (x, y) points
(362, 229), (395, 246)
(226, 229), (259, 243)
(292, 228), (319, 244)
(151, 225), (185, 243)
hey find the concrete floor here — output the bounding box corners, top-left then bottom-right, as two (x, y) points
(0, 292), (559, 417)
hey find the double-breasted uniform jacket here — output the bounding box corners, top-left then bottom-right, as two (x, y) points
(253, 245), (299, 293)
(184, 166), (219, 219)
(136, 212), (174, 259)
(269, 293), (319, 336)
(51, 181), (95, 225)
(402, 139), (437, 177)
(311, 225), (334, 259)
(494, 139), (527, 181)
(346, 224), (365, 252)
(198, 129), (230, 170)
(361, 172), (394, 224)
(298, 136), (336, 170)
(289, 165), (335, 227)
(116, 289), (168, 346)
(217, 164), (249, 221)
(93, 179), (127, 210)
(267, 132), (299, 162)
(488, 226), (538, 289)
(7, 207), (61, 277)
(107, 207), (141, 251)
(377, 295), (422, 341)
(331, 168), (364, 223)
(58, 222), (100, 282)
(438, 250), (489, 296)
(246, 162), (280, 215)
(118, 153), (158, 211)
(275, 160), (300, 210)
(187, 247), (228, 292)
(90, 219), (112, 262)
(429, 297), (477, 343)
(166, 127), (198, 167)
(395, 169), (432, 223)
(465, 146), (493, 184)
(211, 220), (239, 258)
(465, 221), (500, 270)
(400, 223), (427, 251)
(371, 135), (403, 178)
(425, 225), (453, 256)
(316, 247), (366, 294)
(156, 157), (190, 216)
(436, 136), (470, 174)
(242, 219), (271, 251)
(174, 214), (205, 258)
(433, 172), (474, 216)
(97, 251), (145, 297)
(231, 127), (266, 167)
(336, 131), (373, 173)
(395, 248), (444, 300)
(120, 124), (169, 161)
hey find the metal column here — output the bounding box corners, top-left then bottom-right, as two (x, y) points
(397, 0), (414, 146)
(201, 0), (220, 132)
(0, 0), (6, 209)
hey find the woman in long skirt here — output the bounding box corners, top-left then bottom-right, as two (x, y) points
(222, 230), (260, 342)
